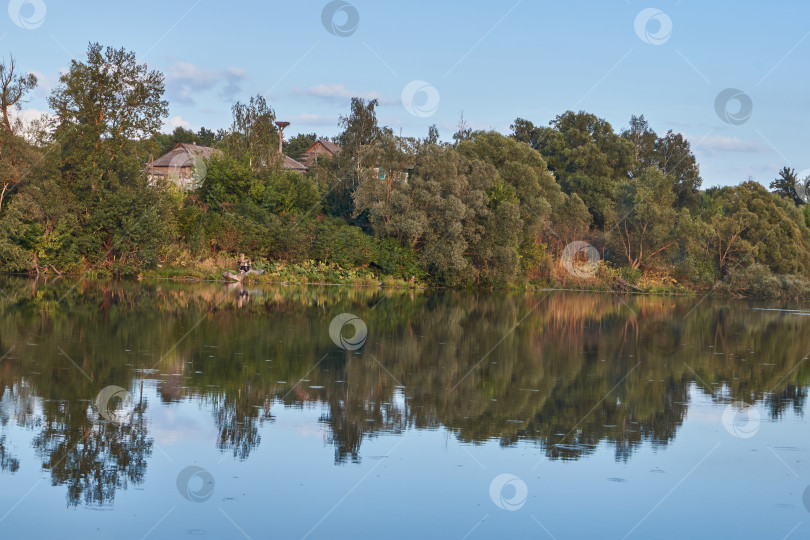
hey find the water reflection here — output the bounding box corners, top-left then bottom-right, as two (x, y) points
(0, 277), (808, 506)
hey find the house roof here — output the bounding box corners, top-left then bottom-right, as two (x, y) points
(151, 143), (220, 168)
(319, 140), (341, 155)
(282, 155), (309, 171)
(151, 142), (307, 173)
(304, 139), (342, 156)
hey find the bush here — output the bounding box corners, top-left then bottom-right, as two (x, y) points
(780, 275), (810, 298)
(0, 206), (32, 272)
(310, 218), (374, 268)
(714, 264), (810, 298)
(620, 266), (642, 285)
(372, 238), (424, 280)
(260, 171), (321, 216)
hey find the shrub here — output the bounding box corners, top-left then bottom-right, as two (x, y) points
(715, 264), (798, 298)
(372, 238), (423, 280)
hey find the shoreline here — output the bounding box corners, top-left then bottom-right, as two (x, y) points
(0, 267), (709, 297)
(7, 262), (810, 300)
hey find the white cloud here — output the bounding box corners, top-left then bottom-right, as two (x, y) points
(298, 83), (383, 102)
(9, 107), (52, 126)
(162, 115), (193, 132)
(165, 61), (248, 105)
(29, 70), (55, 95)
(8, 108), (55, 142)
(694, 135), (769, 154)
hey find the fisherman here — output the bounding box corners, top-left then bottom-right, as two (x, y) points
(238, 253), (252, 274)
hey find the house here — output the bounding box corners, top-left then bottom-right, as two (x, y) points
(282, 155), (309, 173)
(301, 139), (342, 166)
(374, 165), (413, 183)
(300, 139), (411, 181)
(149, 142), (308, 189)
(148, 142), (221, 190)
(258, 155), (309, 173)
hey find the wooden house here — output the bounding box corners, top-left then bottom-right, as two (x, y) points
(148, 143), (221, 190)
(149, 143), (308, 190)
(301, 139), (342, 166)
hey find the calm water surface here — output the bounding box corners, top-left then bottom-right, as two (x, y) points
(1, 278), (809, 539)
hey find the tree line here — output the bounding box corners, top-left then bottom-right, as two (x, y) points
(1, 43), (809, 294)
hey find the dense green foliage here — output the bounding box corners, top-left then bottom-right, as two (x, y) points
(2, 44), (810, 294)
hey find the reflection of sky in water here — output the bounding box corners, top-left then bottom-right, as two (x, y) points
(2, 281), (810, 538)
(1, 383), (808, 539)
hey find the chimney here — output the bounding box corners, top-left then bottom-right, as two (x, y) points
(275, 121), (290, 154)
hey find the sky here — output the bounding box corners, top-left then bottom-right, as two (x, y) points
(4, 0), (810, 188)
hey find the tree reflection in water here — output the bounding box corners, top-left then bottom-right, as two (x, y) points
(0, 277), (808, 504)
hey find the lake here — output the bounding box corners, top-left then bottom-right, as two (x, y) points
(0, 277), (809, 539)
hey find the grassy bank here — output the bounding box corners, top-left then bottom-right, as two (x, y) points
(143, 261), (810, 299)
(135, 254), (695, 295)
(14, 253), (810, 299)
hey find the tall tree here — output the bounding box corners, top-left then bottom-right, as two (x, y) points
(515, 111), (634, 227)
(654, 130), (702, 210)
(771, 166), (802, 205)
(0, 55), (38, 214)
(227, 95), (279, 171)
(49, 42), (168, 192)
(610, 167), (679, 270)
(620, 116), (702, 209)
(329, 98), (389, 221)
(510, 118), (543, 150)
(0, 54), (37, 132)
(338, 97), (383, 169)
(152, 125), (199, 156)
(47, 43), (172, 270)
(621, 115), (656, 167)
(452, 111), (472, 144)
(457, 131), (562, 273)
(197, 126), (218, 147)
(425, 125), (440, 147)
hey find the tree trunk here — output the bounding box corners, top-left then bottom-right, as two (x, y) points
(0, 182), (8, 213)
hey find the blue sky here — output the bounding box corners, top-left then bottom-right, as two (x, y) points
(5, 0), (810, 187)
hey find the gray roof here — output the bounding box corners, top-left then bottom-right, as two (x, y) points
(152, 143), (307, 172)
(151, 143), (220, 168)
(319, 140), (341, 155)
(282, 155), (309, 171)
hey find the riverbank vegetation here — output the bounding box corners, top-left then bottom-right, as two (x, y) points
(2, 43), (810, 297)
